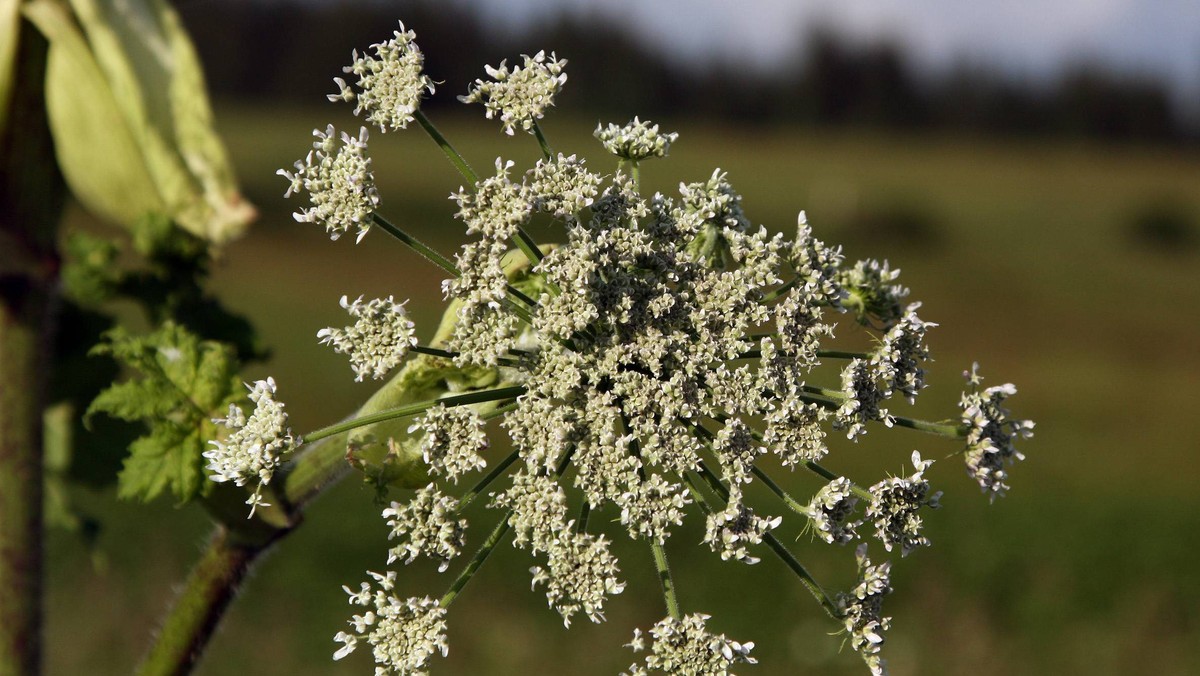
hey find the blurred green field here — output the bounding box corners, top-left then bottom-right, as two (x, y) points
(47, 104), (1200, 675)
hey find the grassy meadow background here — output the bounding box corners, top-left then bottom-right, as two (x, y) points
(46, 101), (1200, 675)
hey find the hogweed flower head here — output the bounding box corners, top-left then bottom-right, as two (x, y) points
(624, 613), (756, 675)
(276, 27), (1035, 674)
(596, 117), (679, 161)
(838, 545), (893, 676)
(204, 377), (296, 515)
(279, 125), (379, 243)
(331, 21), (435, 132)
(334, 572), (448, 675)
(318, 295), (417, 381)
(703, 487), (782, 564)
(961, 363), (1034, 499)
(530, 529), (626, 626)
(459, 50), (567, 135)
(806, 477), (862, 545)
(382, 485), (466, 572)
(408, 404), (489, 482)
(865, 451), (942, 557)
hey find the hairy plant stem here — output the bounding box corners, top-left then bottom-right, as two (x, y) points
(134, 525), (289, 676)
(415, 109), (478, 185)
(440, 513), (511, 609)
(0, 20), (64, 676)
(531, 121), (553, 160)
(650, 541), (681, 620)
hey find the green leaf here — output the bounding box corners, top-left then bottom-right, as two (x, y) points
(87, 321), (241, 502)
(24, 0), (254, 243)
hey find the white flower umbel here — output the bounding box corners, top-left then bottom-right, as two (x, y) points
(331, 21), (435, 132)
(790, 211), (845, 307)
(318, 295), (417, 381)
(409, 404), (489, 482)
(871, 304), (935, 404)
(835, 359), (894, 440)
(806, 477), (862, 545)
(526, 154), (602, 222)
(837, 545), (893, 676)
(615, 474), (691, 544)
(865, 451), (942, 557)
(703, 487), (781, 564)
(279, 125), (379, 243)
(839, 258), (910, 328)
(595, 117), (679, 161)
(204, 377), (296, 516)
(383, 484), (466, 573)
(530, 529), (626, 627)
(459, 50), (567, 135)
(624, 613), (756, 676)
(960, 364), (1035, 499)
(763, 396), (829, 467)
(334, 571), (448, 674)
(492, 471), (569, 554)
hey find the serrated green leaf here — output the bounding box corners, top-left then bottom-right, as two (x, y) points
(89, 320), (242, 502)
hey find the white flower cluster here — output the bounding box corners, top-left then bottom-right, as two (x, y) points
(624, 613), (756, 675)
(409, 404), (488, 482)
(838, 545), (893, 676)
(288, 26), (1034, 675)
(806, 476), (861, 545)
(865, 452), (942, 557)
(383, 485), (466, 573)
(279, 125), (379, 243)
(595, 117), (679, 160)
(334, 571), (448, 675)
(703, 487), (782, 564)
(839, 258), (909, 328)
(331, 21), (435, 132)
(318, 295), (417, 381)
(204, 377), (296, 515)
(459, 50), (567, 135)
(960, 364), (1034, 498)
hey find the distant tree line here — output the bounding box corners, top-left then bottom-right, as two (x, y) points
(177, 0), (1194, 143)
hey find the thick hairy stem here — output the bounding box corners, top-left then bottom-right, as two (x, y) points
(135, 526), (290, 676)
(0, 19), (64, 676)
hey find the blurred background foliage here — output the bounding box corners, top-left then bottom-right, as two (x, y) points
(44, 1), (1199, 674)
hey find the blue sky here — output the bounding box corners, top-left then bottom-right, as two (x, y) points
(460, 0), (1200, 100)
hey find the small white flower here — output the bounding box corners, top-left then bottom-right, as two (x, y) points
(960, 364), (1034, 499)
(204, 377), (296, 516)
(530, 529), (625, 626)
(278, 125), (379, 242)
(624, 613), (756, 675)
(806, 477), (861, 545)
(865, 451), (941, 556)
(334, 573), (448, 675)
(382, 484), (466, 572)
(318, 295), (417, 381)
(459, 51), (567, 135)
(595, 117), (679, 160)
(331, 21), (435, 132)
(837, 544), (893, 676)
(409, 404), (489, 482)
(703, 487), (781, 564)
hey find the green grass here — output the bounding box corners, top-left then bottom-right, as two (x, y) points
(46, 104), (1200, 675)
